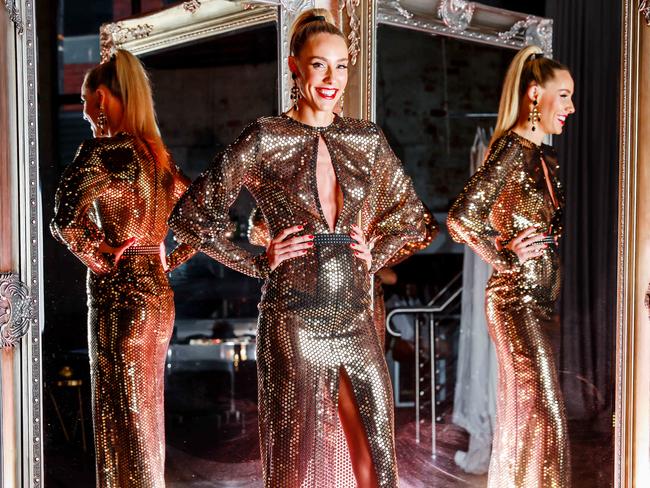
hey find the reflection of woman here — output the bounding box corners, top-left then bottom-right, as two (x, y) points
(50, 50), (194, 487)
(170, 9), (435, 487)
(448, 45), (575, 488)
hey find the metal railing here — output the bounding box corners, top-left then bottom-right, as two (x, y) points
(386, 272), (462, 458)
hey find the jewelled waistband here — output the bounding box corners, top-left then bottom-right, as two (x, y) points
(313, 233), (353, 245)
(123, 245), (160, 256)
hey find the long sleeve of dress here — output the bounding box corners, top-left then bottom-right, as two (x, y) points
(367, 129), (437, 274)
(165, 165), (198, 272)
(446, 139), (520, 273)
(168, 121), (270, 278)
(50, 140), (114, 275)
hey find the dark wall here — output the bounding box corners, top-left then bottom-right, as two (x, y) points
(376, 26), (513, 211)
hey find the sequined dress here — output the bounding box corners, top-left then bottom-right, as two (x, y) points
(169, 114), (435, 487)
(447, 131), (569, 487)
(51, 133), (195, 487)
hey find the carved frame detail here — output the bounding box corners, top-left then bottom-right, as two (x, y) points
(0, 273), (35, 348)
(3, 0), (22, 33)
(378, 0), (553, 55)
(641, 0), (650, 25)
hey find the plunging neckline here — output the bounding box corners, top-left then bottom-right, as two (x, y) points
(280, 113), (346, 233)
(313, 135), (344, 233)
(508, 130), (560, 211)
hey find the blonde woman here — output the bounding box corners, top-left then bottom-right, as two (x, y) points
(448, 45), (575, 487)
(51, 50), (194, 487)
(170, 9), (435, 488)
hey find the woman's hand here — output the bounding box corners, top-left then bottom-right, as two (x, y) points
(267, 224), (314, 271)
(98, 237), (136, 268)
(350, 224), (376, 271)
(505, 227), (549, 264)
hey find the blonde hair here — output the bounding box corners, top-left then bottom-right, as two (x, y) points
(289, 8), (346, 57)
(84, 49), (170, 171)
(491, 45), (570, 145)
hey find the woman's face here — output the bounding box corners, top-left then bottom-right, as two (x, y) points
(534, 69), (576, 136)
(81, 85), (102, 137)
(290, 32), (349, 114)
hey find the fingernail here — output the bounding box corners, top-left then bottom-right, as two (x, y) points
(298, 225), (304, 230)
(308, 235), (314, 239)
(350, 243), (355, 248)
(354, 251), (359, 256)
(308, 242), (314, 247)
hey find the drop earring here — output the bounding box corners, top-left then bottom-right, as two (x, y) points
(98, 108), (108, 136)
(291, 74), (301, 111)
(528, 97), (540, 132)
(339, 90), (345, 115)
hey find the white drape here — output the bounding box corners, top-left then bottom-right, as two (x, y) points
(452, 127), (497, 474)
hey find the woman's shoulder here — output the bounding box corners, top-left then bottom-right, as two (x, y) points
(487, 130), (538, 164)
(72, 133), (138, 172)
(76, 132), (136, 154)
(335, 116), (379, 132)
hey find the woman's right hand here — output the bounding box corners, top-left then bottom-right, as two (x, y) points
(504, 227), (548, 264)
(98, 237), (137, 268)
(266, 224), (314, 271)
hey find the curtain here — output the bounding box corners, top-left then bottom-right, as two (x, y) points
(546, 0), (620, 428)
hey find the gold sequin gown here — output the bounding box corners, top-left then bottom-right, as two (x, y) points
(247, 210), (435, 351)
(50, 133), (195, 488)
(169, 114), (436, 487)
(447, 131), (569, 488)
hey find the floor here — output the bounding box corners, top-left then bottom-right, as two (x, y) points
(45, 399), (612, 487)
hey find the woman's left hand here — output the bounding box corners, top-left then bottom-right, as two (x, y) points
(350, 224), (376, 271)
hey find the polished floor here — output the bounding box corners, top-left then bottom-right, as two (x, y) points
(45, 396), (612, 487)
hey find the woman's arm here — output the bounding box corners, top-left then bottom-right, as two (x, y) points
(50, 140), (114, 275)
(165, 165), (198, 272)
(168, 121), (271, 278)
(367, 128), (439, 274)
(446, 138), (521, 272)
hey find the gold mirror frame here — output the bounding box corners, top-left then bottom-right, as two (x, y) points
(0, 0), (645, 485)
(616, 0), (650, 485)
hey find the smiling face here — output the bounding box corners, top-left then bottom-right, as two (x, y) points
(289, 32), (349, 115)
(530, 69), (576, 136)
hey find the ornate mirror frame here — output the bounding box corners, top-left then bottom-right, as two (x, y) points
(617, 0), (650, 484)
(0, 0), (645, 486)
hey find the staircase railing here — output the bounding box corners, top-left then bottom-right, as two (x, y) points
(385, 272), (462, 458)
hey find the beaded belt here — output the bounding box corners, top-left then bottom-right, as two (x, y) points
(312, 233), (353, 245)
(123, 245), (160, 256)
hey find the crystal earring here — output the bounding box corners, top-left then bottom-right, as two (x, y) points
(98, 108), (108, 136)
(291, 76), (301, 111)
(339, 90), (345, 115)
(528, 98), (540, 132)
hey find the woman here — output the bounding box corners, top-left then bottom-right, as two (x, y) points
(50, 49), (194, 487)
(169, 9), (435, 488)
(447, 45), (575, 487)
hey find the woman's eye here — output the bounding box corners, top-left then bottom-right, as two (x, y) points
(312, 62), (325, 69)
(337, 64), (348, 70)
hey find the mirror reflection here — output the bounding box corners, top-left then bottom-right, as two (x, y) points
(40, 2), (616, 487)
(44, 23), (278, 486)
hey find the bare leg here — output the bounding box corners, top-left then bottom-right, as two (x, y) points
(338, 368), (379, 488)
